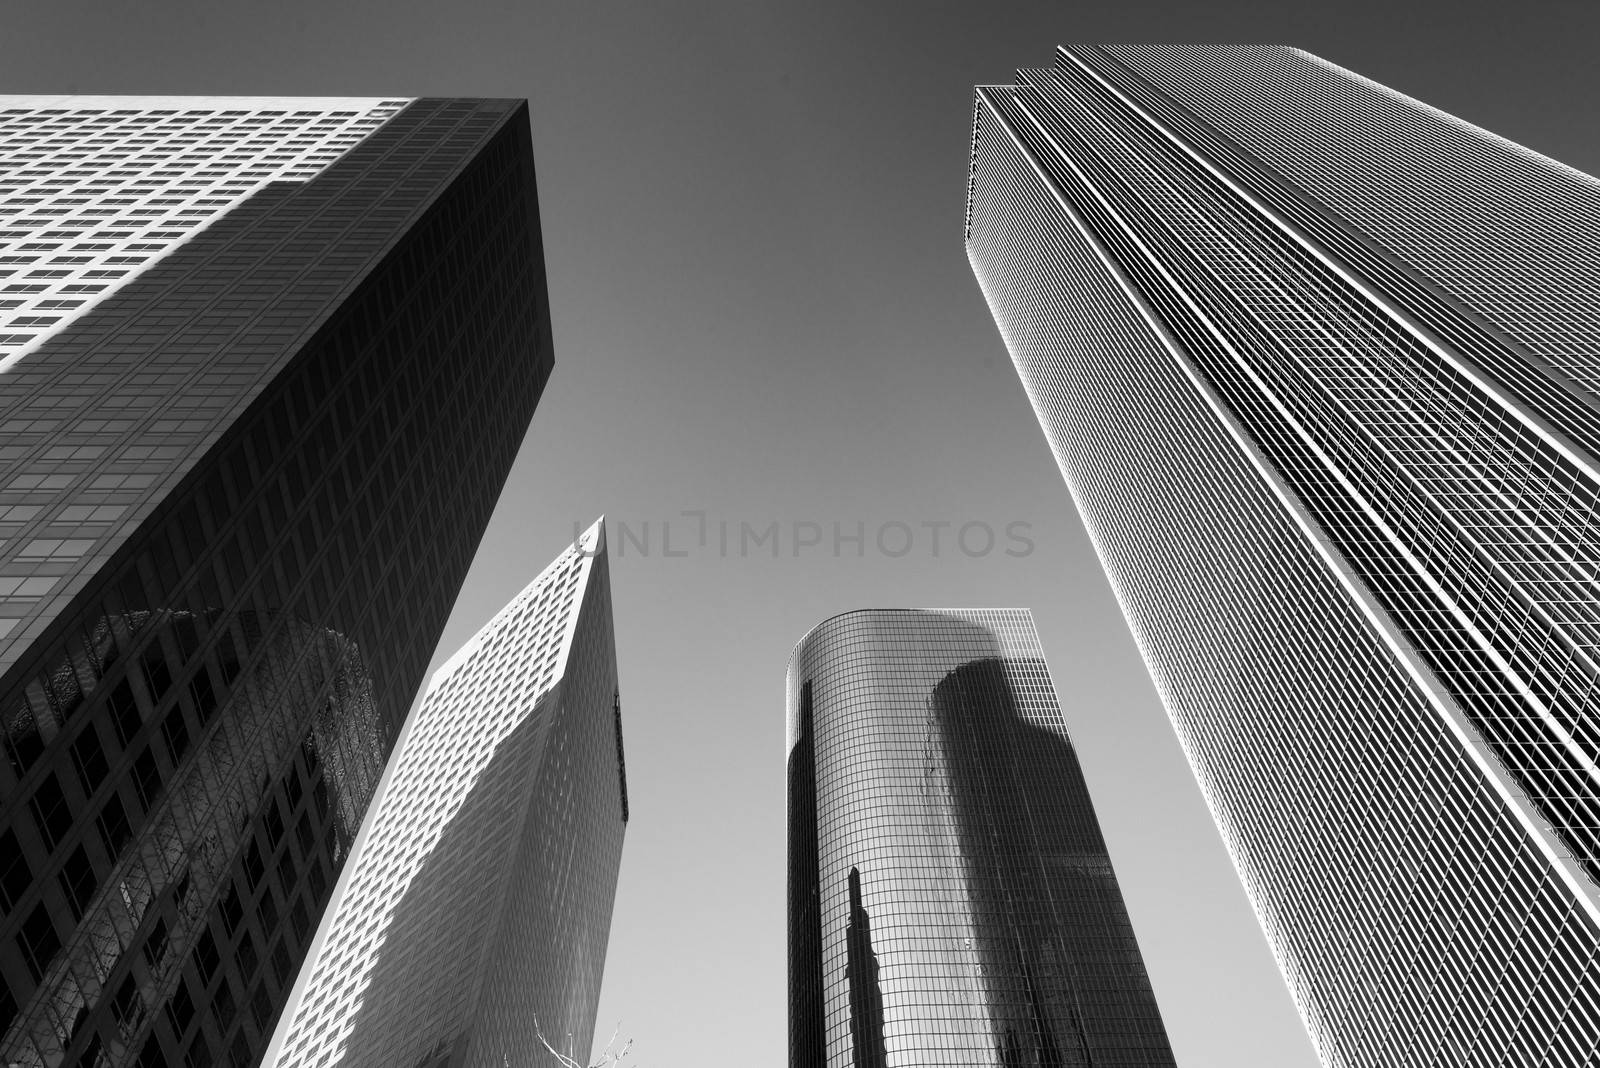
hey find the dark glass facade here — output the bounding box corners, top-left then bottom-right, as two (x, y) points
(787, 609), (1175, 1068)
(0, 97), (553, 1068)
(267, 522), (626, 1068)
(967, 46), (1600, 1067)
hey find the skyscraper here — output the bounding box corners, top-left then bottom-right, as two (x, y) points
(0, 96), (553, 1068)
(788, 609), (1175, 1068)
(265, 520), (626, 1068)
(966, 46), (1600, 1066)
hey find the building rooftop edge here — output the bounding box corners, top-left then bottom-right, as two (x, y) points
(426, 517), (606, 688)
(970, 44), (1317, 92)
(0, 94), (417, 109)
(786, 607), (1036, 665)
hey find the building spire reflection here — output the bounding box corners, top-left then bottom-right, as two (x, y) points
(787, 610), (1175, 1066)
(844, 867), (888, 1068)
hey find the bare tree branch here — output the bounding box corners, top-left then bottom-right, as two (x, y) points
(530, 1016), (633, 1068)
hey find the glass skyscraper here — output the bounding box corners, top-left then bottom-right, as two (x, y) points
(265, 520), (627, 1068)
(0, 96), (553, 1068)
(787, 608), (1175, 1068)
(966, 45), (1600, 1066)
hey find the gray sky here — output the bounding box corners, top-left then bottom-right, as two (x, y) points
(8, 2), (1600, 1065)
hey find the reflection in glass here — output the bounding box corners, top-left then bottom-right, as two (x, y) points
(9, 608), (378, 1068)
(266, 522), (625, 1068)
(787, 610), (1175, 1067)
(844, 867), (887, 1068)
(789, 681), (827, 1066)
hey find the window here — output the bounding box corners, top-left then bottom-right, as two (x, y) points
(28, 772), (72, 852)
(276, 849), (296, 896)
(57, 845), (96, 920)
(0, 829), (31, 909)
(184, 1031), (212, 1068)
(2, 705), (43, 776)
(165, 974), (195, 1036)
(95, 792), (131, 856)
(78, 1034), (105, 1068)
(173, 617), (200, 663)
(17, 902), (60, 981)
(250, 981), (274, 1030)
(136, 1036), (164, 1068)
(132, 747), (162, 810)
(243, 840), (264, 890)
(235, 927), (257, 978)
(216, 632), (242, 685)
(141, 644), (172, 702)
(161, 706), (189, 763)
(263, 801), (283, 848)
(189, 670), (218, 724)
(192, 928), (219, 984)
(255, 886), (278, 932)
(69, 724), (108, 795)
(220, 883), (243, 935)
(43, 668), (82, 722)
(211, 977), (235, 1029)
(109, 974), (142, 1036)
(307, 857), (326, 902)
(269, 939), (292, 987)
(143, 916), (169, 970)
(107, 680), (142, 746)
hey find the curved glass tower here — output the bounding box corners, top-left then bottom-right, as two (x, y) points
(966, 45), (1600, 1067)
(786, 608), (1174, 1068)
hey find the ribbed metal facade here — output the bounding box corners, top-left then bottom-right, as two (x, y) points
(786, 609), (1175, 1068)
(966, 45), (1600, 1067)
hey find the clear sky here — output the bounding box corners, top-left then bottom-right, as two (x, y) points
(7, 2), (1600, 1065)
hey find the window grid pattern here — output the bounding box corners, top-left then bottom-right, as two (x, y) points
(0, 97), (408, 373)
(5, 608), (373, 1068)
(997, 58), (1600, 887)
(1085, 47), (1600, 400)
(966, 68), (1600, 1068)
(1061, 47), (1600, 479)
(0, 97), (553, 1068)
(787, 609), (1176, 1068)
(270, 524), (624, 1068)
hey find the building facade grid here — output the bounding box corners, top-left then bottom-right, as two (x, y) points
(0, 97), (407, 375)
(0, 95), (553, 1068)
(268, 522), (626, 1068)
(788, 608), (1175, 1068)
(966, 45), (1600, 1067)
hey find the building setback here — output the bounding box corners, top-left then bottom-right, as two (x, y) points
(0, 96), (553, 1068)
(788, 608), (1175, 1068)
(265, 520), (627, 1068)
(966, 45), (1600, 1066)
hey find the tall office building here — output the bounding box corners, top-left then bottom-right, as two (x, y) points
(265, 520), (627, 1068)
(966, 45), (1600, 1067)
(0, 97), (553, 1068)
(788, 609), (1175, 1068)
